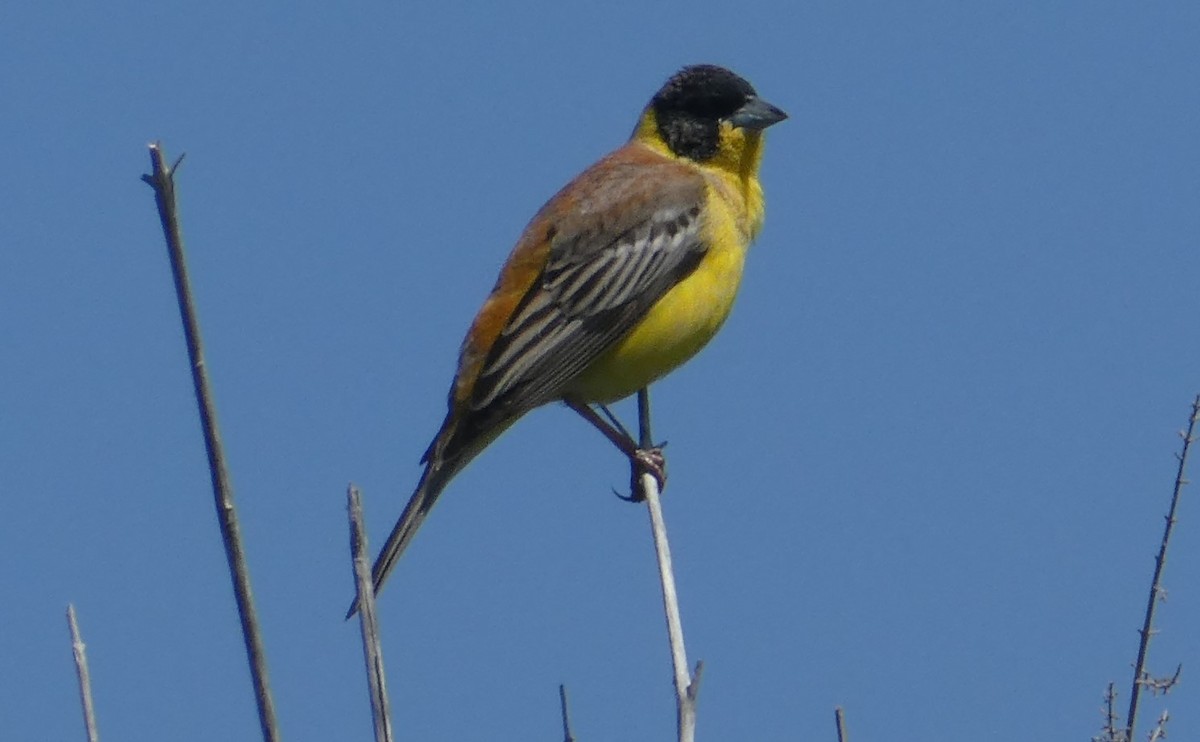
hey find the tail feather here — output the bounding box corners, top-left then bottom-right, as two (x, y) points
(345, 413), (517, 619)
(370, 462), (453, 593)
(345, 461), (454, 619)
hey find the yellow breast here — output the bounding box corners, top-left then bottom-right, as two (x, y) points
(567, 140), (767, 404)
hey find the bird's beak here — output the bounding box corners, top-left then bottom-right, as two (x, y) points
(727, 96), (788, 130)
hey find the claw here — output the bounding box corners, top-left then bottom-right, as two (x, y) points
(612, 486), (640, 503)
(565, 397), (669, 503)
(615, 444), (667, 502)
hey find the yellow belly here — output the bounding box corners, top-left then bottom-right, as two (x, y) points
(566, 183), (753, 404)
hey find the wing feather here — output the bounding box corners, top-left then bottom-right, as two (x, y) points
(468, 165), (708, 417)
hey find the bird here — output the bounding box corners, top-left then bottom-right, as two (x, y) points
(358, 63), (786, 610)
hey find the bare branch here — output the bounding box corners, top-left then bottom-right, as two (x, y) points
(1138, 664), (1182, 697)
(142, 143), (280, 742)
(1147, 709), (1169, 742)
(834, 706), (849, 742)
(1093, 683), (1126, 742)
(636, 388), (701, 742)
(558, 684), (576, 742)
(1124, 395), (1198, 739)
(66, 605), (100, 742)
(348, 485), (394, 742)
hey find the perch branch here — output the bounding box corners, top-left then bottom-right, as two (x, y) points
(636, 388), (702, 742)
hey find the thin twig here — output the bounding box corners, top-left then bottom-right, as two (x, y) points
(834, 706), (848, 742)
(1124, 394), (1198, 739)
(637, 387), (701, 742)
(1093, 683), (1121, 742)
(66, 605), (100, 742)
(349, 485), (394, 742)
(142, 143), (280, 742)
(558, 684), (576, 742)
(1147, 709), (1169, 742)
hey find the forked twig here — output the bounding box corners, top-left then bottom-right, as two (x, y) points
(142, 143), (280, 742)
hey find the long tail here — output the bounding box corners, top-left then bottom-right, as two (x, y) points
(346, 416), (513, 619)
(345, 460), (456, 619)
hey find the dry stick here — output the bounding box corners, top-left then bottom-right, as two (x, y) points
(66, 605), (100, 742)
(1147, 710), (1170, 742)
(1099, 682), (1120, 742)
(142, 143), (280, 742)
(1124, 394), (1199, 740)
(834, 706), (848, 742)
(558, 685), (576, 742)
(348, 485), (395, 742)
(636, 388), (703, 742)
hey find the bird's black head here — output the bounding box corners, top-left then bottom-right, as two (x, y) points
(649, 64), (787, 162)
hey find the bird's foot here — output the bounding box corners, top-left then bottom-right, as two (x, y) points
(615, 443), (667, 503)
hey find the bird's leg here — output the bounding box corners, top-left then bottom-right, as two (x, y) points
(630, 387), (666, 501)
(598, 403), (634, 441)
(611, 400), (667, 502)
(564, 397), (667, 501)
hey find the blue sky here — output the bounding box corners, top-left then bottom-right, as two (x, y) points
(3, 2), (1198, 740)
